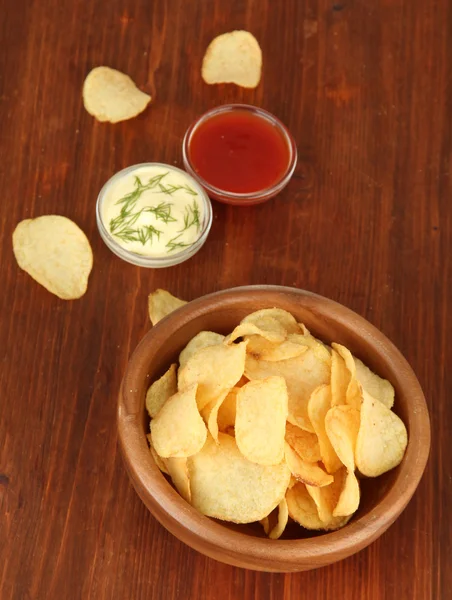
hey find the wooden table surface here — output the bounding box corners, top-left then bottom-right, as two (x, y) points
(1, 0), (450, 598)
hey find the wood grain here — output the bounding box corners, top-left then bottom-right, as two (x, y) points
(0, 0), (450, 598)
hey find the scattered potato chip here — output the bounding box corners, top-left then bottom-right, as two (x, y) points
(308, 385), (342, 474)
(284, 443), (333, 487)
(178, 341), (247, 411)
(235, 377), (288, 465)
(150, 384), (207, 458)
(355, 391), (407, 476)
(285, 423), (321, 463)
(145, 363), (177, 418)
(242, 308), (301, 335)
(82, 66), (151, 123)
(269, 499), (289, 539)
(188, 434), (290, 523)
(324, 405), (360, 471)
(245, 348), (330, 432)
(12, 216), (93, 300)
(179, 331), (224, 369)
(286, 482), (350, 531)
(331, 349), (350, 406)
(147, 434), (169, 475)
(354, 358), (395, 409)
(306, 467), (346, 523)
(201, 30), (262, 89)
(148, 289), (186, 325)
(225, 322), (285, 345)
(166, 457), (191, 503)
(217, 387), (239, 432)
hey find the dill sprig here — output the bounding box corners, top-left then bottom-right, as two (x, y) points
(166, 234), (190, 252)
(158, 183), (198, 196)
(114, 224), (162, 246)
(179, 200), (201, 233)
(143, 202), (177, 224)
(114, 173), (168, 216)
(109, 173), (177, 242)
(108, 172), (200, 252)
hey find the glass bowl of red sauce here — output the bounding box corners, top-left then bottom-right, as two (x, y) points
(182, 104), (297, 206)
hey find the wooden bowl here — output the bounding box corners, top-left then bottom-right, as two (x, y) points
(118, 286), (430, 572)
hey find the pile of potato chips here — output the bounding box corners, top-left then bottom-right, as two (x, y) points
(146, 290), (408, 538)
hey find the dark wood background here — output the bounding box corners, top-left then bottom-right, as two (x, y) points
(1, 0), (450, 598)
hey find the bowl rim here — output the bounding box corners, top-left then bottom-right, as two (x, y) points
(118, 285), (431, 569)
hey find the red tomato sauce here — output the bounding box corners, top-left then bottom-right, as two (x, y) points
(187, 109), (291, 194)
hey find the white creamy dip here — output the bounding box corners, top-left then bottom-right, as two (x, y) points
(101, 165), (205, 256)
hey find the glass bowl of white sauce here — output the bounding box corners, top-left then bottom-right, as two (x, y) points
(96, 163), (213, 268)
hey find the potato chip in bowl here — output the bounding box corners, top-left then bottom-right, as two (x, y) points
(144, 292), (409, 539)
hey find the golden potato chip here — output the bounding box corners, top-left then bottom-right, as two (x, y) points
(331, 349), (350, 406)
(288, 475), (298, 489)
(355, 391), (407, 476)
(235, 377), (288, 465)
(324, 405), (361, 516)
(289, 333), (331, 364)
(188, 434), (290, 523)
(298, 323), (310, 336)
(332, 343), (394, 409)
(145, 363), (177, 418)
(179, 331), (225, 369)
(259, 515), (270, 535)
(146, 434), (169, 475)
(286, 482), (350, 531)
(324, 405), (360, 471)
(166, 457), (191, 503)
(285, 423), (321, 463)
(235, 375), (249, 387)
(13, 216), (93, 300)
(148, 289), (186, 325)
(246, 336), (308, 362)
(242, 308), (300, 335)
(178, 341), (247, 411)
(245, 348), (330, 432)
(201, 30), (262, 89)
(307, 385), (342, 474)
(225, 322), (285, 345)
(354, 358), (395, 409)
(284, 443), (333, 487)
(217, 387), (239, 432)
(286, 482), (325, 530)
(331, 343), (362, 409)
(333, 469), (360, 517)
(150, 384), (207, 458)
(201, 389), (229, 443)
(306, 467), (346, 523)
(82, 66), (151, 123)
(269, 499), (289, 539)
